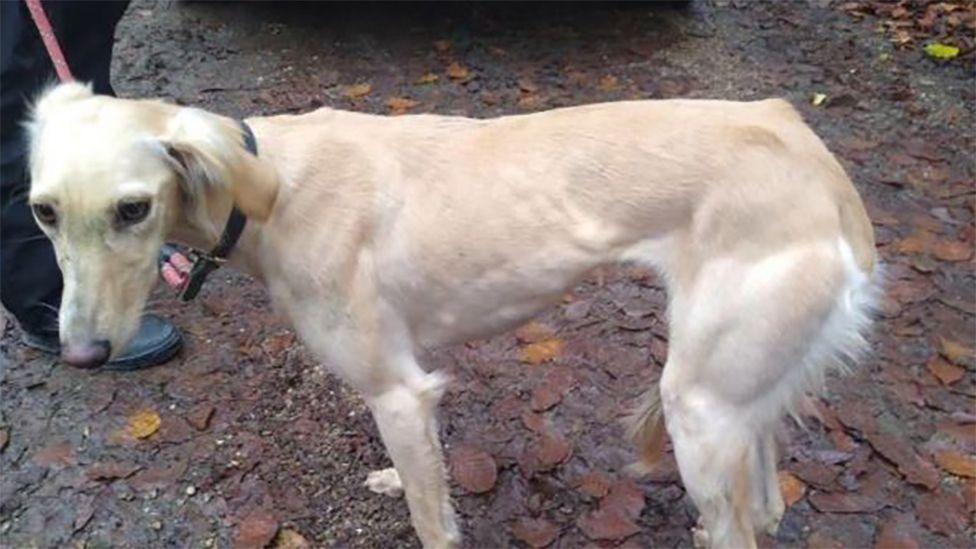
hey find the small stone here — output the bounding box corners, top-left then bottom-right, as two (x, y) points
(185, 485), (197, 496)
(151, 521), (162, 531)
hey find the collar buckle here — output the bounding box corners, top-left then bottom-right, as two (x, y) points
(173, 120), (257, 302)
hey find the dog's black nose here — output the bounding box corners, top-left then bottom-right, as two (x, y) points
(61, 339), (111, 369)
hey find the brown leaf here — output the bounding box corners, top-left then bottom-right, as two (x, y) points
(450, 445), (497, 494)
(73, 495), (95, 533)
(0, 427), (8, 452)
(520, 339), (564, 365)
(530, 383), (562, 411)
(926, 356), (965, 385)
(446, 62), (471, 81)
(934, 450), (976, 478)
(32, 441), (74, 468)
(517, 94), (542, 110)
(516, 321), (556, 344)
(916, 490), (967, 536)
(939, 336), (975, 367)
(186, 403), (215, 431)
(576, 472), (612, 498)
(603, 479), (645, 519)
(577, 507), (640, 541)
(386, 97), (419, 115)
(342, 83), (372, 99)
(535, 433), (571, 468)
(87, 461), (141, 481)
(865, 432), (939, 489)
(518, 78), (539, 93)
(234, 509), (279, 549)
(415, 72), (439, 85)
(272, 528), (311, 549)
(521, 410), (546, 433)
(511, 517), (559, 548)
(932, 239), (973, 261)
(904, 139), (944, 162)
(778, 471), (807, 507)
(808, 491), (885, 513)
(598, 75), (620, 91)
(874, 514), (920, 549)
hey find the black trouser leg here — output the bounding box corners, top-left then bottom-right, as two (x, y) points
(0, 1), (128, 335)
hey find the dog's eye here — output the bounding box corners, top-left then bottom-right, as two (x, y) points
(116, 200), (151, 226)
(32, 203), (57, 226)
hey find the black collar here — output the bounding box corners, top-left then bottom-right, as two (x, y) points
(178, 120), (257, 302)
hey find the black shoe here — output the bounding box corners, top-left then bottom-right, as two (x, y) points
(21, 314), (183, 371)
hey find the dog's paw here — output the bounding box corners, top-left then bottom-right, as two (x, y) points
(692, 519), (710, 549)
(364, 467), (403, 498)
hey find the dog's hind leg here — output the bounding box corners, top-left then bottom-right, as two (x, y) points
(751, 433), (785, 535)
(660, 240), (875, 548)
(364, 366), (460, 548)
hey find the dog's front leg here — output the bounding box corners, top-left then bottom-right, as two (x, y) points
(364, 367), (459, 548)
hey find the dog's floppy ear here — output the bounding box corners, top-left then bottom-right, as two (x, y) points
(160, 108), (279, 222)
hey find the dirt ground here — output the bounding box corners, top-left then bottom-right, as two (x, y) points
(1, 1), (974, 548)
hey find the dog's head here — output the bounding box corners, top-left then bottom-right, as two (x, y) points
(27, 83), (278, 368)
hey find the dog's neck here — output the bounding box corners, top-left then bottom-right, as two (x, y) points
(168, 193), (267, 282)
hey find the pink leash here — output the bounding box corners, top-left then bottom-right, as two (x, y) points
(24, 0), (74, 83)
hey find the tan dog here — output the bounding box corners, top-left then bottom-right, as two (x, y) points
(28, 82), (879, 548)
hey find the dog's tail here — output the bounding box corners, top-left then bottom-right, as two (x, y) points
(625, 384), (667, 474)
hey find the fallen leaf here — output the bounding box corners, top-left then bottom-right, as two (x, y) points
(446, 62), (470, 81)
(272, 528), (311, 549)
(262, 332), (295, 357)
(577, 472), (612, 498)
(87, 461), (141, 481)
(342, 83), (372, 99)
(916, 490), (967, 536)
(812, 92), (827, 106)
(778, 471), (807, 507)
(926, 356), (965, 385)
(522, 410), (546, 433)
(73, 495), (95, 533)
(934, 451), (976, 478)
(234, 509), (279, 549)
(511, 517), (558, 548)
(450, 445), (497, 494)
(32, 441), (74, 468)
(874, 514), (920, 549)
(520, 339), (564, 365)
(415, 72), (439, 85)
(530, 368), (575, 411)
(535, 433), (572, 468)
(564, 299), (591, 320)
(0, 427), (8, 452)
(598, 75), (619, 91)
(603, 479), (645, 519)
(518, 77), (539, 93)
(516, 321), (556, 343)
(808, 491), (885, 513)
(923, 42), (960, 60)
(931, 239), (973, 261)
(865, 431), (940, 489)
(939, 336), (975, 366)
(517, 94), (542, 109)
(127, 409), (162, 439)
(186, 403), (215, 431)
(386, 96), (419, 115)
(577, 507), (640, 541)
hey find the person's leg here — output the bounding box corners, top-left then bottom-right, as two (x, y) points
(1, 1), (62, 338)
(1, 1), (182, 370)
